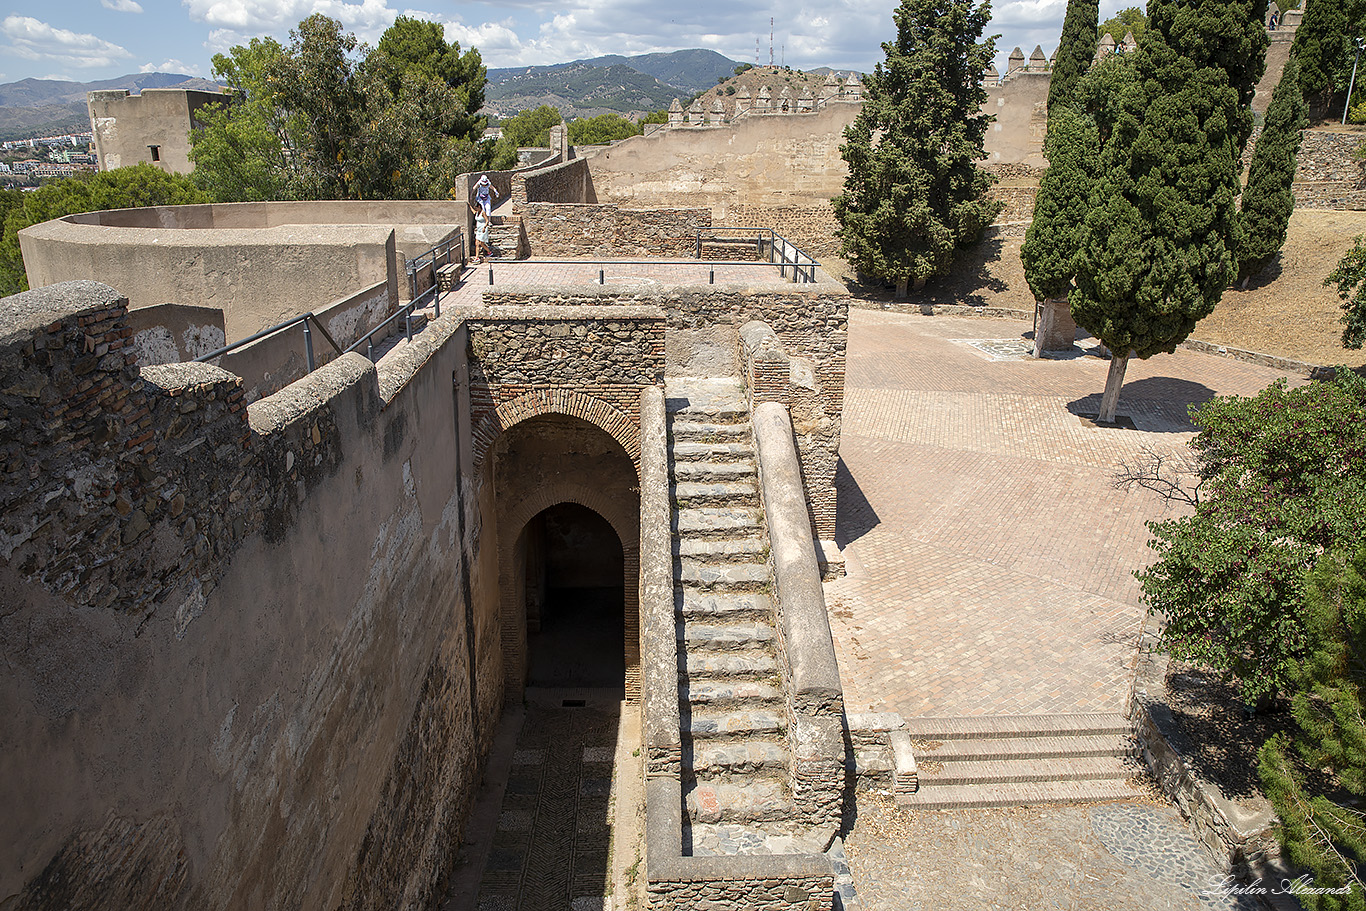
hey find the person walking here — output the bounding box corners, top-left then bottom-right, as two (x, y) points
(474, 174), (499, 217)
(470, 201), (491, 264)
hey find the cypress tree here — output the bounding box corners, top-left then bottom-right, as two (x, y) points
(1291, 0), (1353, 113)
(1047, 0), (1100, 116)
(1021, 104), (1100, 303)
(832, 0), (1002, 297)
(1236, 57), (1308, 284)
(1072, 0), (1268, 423)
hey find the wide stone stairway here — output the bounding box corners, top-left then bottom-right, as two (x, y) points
(901, 713), (1145, 809)
(666, 377), (826, 856)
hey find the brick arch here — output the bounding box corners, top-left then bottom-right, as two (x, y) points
(498, 480), (641, 704)
(473, 389), (641, 473)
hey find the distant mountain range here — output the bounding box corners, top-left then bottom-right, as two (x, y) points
(0, 49), (744, 139)
(486, 49), (742, 118)
(0, 72), (220, 141)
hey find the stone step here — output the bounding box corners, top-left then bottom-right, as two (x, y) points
(671, 420), (752, 443)
(682, 649), (777, 678)
(850, 744), (895, 778)
(903, 713), (1131, 741)
(679, 621), (777, 650)
(688, 708), (785, 739)
(677, 560), (769, 590)
(673, 479), (759, 507)
(689, 740), (790, 775)
(672, 460), (756, 482)
(673, 507), (762, 538)
(686, 779), (795, 824)
(687, 822), (830, 857)
(683, 680), (783, 705)
(674, 536), (767, 561)
(679, 591), (774, 621)
(917, 755), (1141, 787)
(916, 733), (1137, 763)
(672, 441), (755, 463)
(665, 379), (748, 422)
(896, 778), (1146, 811)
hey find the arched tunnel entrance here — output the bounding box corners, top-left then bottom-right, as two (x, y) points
(522, 502), (626, 689)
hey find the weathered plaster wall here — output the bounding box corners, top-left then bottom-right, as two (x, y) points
(126, 302), (226, 366)
(87, 88), (227, 174)
(0, 281), (503, 910)
(20, 219), (400, 343)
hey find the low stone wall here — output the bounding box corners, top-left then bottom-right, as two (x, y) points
(1, 281), (502, 910)
(1295, 130), (1365, 183)
(1128, 616), (1280, 879)
(751, 399), (846, 828)
(644, 780), (834, 910)
(639, 387), (681, 778)
(1292, 180), (1366, 210)
(521, 203), (712, 257)
(989, 186), (1039, 223)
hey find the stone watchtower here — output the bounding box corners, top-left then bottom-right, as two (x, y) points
(87, 87), (228, 174)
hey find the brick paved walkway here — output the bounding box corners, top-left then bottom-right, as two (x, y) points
(827, 309), (1302, 718)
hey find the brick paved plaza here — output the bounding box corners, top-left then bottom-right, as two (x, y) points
(826, 308), (1302, 719)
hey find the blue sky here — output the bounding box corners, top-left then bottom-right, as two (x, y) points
(0, 0), (1137, 87)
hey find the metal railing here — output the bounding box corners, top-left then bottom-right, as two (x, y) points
(196, 279), (450, 378)
(694, 226), (820, 283)
(195, 311), (344, 373)
(345, 280), (443, 363)
(405, 231), (463, 299)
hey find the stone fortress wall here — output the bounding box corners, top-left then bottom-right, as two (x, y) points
(88, 88), (229, 174)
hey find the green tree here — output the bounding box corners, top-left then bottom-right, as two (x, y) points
(1139, 371), (1366, 702)
(272, 14), (363, 199)
(1048, 0), (1100, 116)
(366, 16), (486, 143)
(1099, 6), (1147, 45)
(1, 165), (208, 296)
(1236, 57), (1308, 284)
(1020, 104), (1102, 303)
(488, 105), (563, 169)
(190, 38), (292, 202)
(832, 0), (1002, 297)
(1290, 0), (1357, 112)
(568, 114), (642, 145)
(641, 110), (669, 126)
(1258, 544), (1366, 910)
(1323, 233), (1366, 347)
(1072, 0), (1268, 422)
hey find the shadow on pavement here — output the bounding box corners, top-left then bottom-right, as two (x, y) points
(1067, 376), (1219, 433)
(833, 457), (880, 548)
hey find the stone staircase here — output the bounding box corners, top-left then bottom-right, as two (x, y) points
(666, 377), (826, 856)
(901, 713), (1147, 809)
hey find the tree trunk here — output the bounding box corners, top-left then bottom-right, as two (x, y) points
(895, 277), (909, 299)
(913, 275), (927, 292)
(1097, 350), (1130, 424)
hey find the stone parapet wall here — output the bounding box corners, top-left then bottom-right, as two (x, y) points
(725, 206), (841, 259)
(989, 186), (1039, 223)
(1, 281), (502, 910)
(521, 204), (711, 257)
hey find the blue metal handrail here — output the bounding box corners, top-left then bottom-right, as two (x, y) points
(195, 311), (343, 373)
(345, 280), (443, 363)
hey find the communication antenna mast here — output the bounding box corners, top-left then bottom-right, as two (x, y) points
(770, 18), (774, 67)
(756, 38), (760, 66)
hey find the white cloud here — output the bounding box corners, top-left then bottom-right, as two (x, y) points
(140, 58), (206, 76)
(184, 0), (401, 45)
(1, 15), (134, 69)
(101, 0), (145, 12)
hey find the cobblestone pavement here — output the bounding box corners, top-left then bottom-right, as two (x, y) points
(845, 796), (1261, 911)
(471, 694), (623, 911)
(827, 309), (1303, 718)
